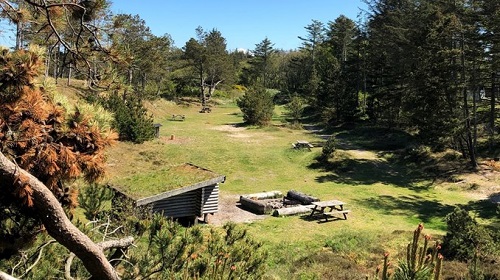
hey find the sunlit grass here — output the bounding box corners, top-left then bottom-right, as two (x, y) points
(103, 99), (487, 278)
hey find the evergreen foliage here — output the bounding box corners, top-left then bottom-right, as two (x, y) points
(0, 47), (117, 261)
(284, 94), (305, 124)
(320, 136), (336, 163)
(78, 183), (113, 221)
(442, 207), (497, 262)
(236, 86), (275, 126)
(118, 215), (268, 279)
(103, 92), (155, 144)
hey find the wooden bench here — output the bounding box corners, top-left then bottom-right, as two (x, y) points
(199, 107), (212, 113)
(293, 140), (314, 151)
(321, 210), (351, 221)
(171, 114), (185, 121)
(309, 200), (350, 222)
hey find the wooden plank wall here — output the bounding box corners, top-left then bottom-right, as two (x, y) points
(151, 184), (219, 218)
(200, 185), (219, 214)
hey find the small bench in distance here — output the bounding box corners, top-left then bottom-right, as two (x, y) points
(171, 114), (186, 121)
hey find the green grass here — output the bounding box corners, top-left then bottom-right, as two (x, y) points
(103, 100), (496, 278)
(110, 163), (222, 200)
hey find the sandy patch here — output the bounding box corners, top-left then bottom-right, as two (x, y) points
(212, 124), (246, 132)
(209, 194), (268, 225)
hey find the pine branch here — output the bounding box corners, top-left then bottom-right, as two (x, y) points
(0, 151), (125, 280)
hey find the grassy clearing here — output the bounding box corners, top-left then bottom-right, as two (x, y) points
(103, 99), (497, 278)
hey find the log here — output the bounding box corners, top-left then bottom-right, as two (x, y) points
(272, 205), (314, 217)
(239, 196), (272, 214)
(244, 191), (283, 200)
(286, 190), (319, 205)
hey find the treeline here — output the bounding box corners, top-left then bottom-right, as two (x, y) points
(2, 0), (500, 164)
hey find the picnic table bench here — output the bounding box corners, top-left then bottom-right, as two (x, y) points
(171, 114), (185, 121)
(309, 200), (350, 222)
(292, 140), (314, 151)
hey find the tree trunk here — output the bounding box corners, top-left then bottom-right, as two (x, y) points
(0, 152), (120, 280)
(461, 33), (477, 168)
(243, 191), (282, 200)
(286, 190), (319, 205)
(272, 205), (312, 217)
(490, 71), (496, 151)
(15, 18), (23, 50)
(67, 63), (72, 86)
(199, 65), (206, 108)
(53, 45), (59, 84)
(239, 196), (270, 214)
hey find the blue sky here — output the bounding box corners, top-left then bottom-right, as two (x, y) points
(111, 0), (368, 51)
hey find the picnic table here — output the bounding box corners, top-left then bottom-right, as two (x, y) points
(171, 114), (185, 121)
(292, 140), (314, 151)
(308, 200), (350, 222)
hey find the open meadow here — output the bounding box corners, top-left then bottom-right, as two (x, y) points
(104, 99), (500, 279)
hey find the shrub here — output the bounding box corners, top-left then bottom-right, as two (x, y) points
(103, 92), (155, 143)
(78, 183), (113, 221)
(284, 94), (305, 124)
(371, 224), (443, 280)
(319, 136), (336, 163)
(441, 207), (496, 262)
(123, 217), (268, 279)
(236, 86), (275, 126)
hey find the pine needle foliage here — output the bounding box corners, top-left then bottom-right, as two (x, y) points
(103, 91), (155, 143)
(236, 85), (275, 126)
(0, 48), (117, 259)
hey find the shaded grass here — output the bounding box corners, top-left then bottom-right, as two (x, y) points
(334, 126), (416, 151)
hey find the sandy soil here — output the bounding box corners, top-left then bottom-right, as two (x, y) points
(209, 194), (268, 226)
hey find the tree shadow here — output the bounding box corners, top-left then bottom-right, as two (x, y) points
(334, 126), (415, 151)
(463, 193), (500, 227)
(353, 195), (455, 230)
(309, 157), (434, 192)
(223, 122), (247, 128)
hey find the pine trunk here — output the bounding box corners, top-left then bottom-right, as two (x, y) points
(0, 152), (120, 280)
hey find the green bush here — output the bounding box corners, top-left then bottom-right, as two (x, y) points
(78, 183), (113, 221)
(442, 207), (496, 262)
(319, 136), (336, 163)
(103, 92), (155, 143)
(284, 94), (305, 124)
(236, 86), (275, 126)
(123, 217), (268, 279)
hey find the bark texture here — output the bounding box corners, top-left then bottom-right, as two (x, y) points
(0, 152), (120, 280)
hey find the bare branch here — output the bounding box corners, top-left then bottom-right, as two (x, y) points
(65, 236), (135, 280)
(98, 237), (135, 251)
(19, 240), (57, 278)
(64, 253), (75, 280)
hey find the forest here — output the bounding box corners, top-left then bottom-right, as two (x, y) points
(0, 0), (499, 279)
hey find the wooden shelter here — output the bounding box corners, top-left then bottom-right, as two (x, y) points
(109, 163), (225, 223)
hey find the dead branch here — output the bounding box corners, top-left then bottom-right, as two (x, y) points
(19, 240), (57, 278)
(65, 236), (135, 280)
